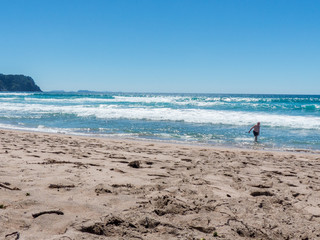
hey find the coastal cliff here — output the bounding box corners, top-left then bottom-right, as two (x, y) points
(0, 74), (42, 92)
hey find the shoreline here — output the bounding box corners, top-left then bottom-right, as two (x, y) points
(1, 127), (319, 155)
(1, 128), (320, 239)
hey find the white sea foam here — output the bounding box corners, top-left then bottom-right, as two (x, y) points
(0, 97), (20, 101)
(23, 95), (183, 104)
(0, 92), (35, 96)
(0, 102), (319, 130)
(21, 97), (252, 110)
(22, 95), (261, 105)
(24, 97), (116, 103)
(7, 95), (320, 112)
(12, 96), (264, 107)
(0, 122), (68, 134)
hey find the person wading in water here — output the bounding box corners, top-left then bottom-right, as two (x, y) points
(248, 122), (260, 142)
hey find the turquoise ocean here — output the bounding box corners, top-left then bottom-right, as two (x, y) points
(0, 92), (319, 152)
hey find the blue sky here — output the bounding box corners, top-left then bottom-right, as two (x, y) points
(1, 0), (319, 93)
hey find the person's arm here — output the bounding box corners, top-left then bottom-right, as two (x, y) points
(248, 126), (254, 133)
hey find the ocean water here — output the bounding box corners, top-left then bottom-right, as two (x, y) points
(0, 92), (319, 152)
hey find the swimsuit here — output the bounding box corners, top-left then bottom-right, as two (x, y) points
(253, 131), (259, 137)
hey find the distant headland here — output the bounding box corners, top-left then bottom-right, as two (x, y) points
(0, 74), (42, 92)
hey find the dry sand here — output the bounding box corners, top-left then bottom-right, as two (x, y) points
(0, 129), (320, 240)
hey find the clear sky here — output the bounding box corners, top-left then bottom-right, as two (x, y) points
(1, 0), (319, 94)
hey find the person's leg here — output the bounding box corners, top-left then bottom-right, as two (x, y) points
(253, 131), (258, 142)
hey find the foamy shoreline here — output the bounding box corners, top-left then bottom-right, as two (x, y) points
(1, 126), (319, 155)
(1, 128), (320, 239)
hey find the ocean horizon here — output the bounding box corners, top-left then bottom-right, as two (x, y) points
(0, 91), (319, 152)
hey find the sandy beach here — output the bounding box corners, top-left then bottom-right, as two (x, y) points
(1, 129), (320, 240)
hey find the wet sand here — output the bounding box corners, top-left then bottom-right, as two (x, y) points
(1, 129), (320, 240)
